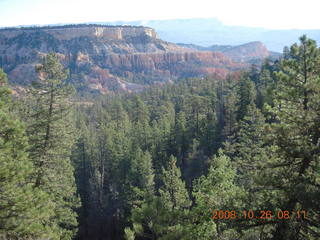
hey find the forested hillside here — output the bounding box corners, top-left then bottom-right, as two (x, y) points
(1, 36), (320, 240)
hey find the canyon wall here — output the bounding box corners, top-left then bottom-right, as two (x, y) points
(0, 25), (249, 93)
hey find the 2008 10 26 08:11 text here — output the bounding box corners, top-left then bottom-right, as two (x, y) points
(210, 210), (307, 220)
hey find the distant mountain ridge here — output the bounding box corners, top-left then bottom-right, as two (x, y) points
(100, 18), (320, 52)
(177, 41), (280, 63)
(177, 43), (233, 52)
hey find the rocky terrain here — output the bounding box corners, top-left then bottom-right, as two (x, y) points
(0, 24), (270, 94)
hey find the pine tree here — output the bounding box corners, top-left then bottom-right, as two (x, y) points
(184, 139), (208, 187)
(186, 150), (244, 240)
(71, 110), (93, 239)
(255, 60), (277, 109)
(172, 111), (189, 168)
(130, 148), (155, 194)
(26, 53), (80, 239)
(236, 76), (256, 121)
(219, 76), (239, 140)
(159, 155), (191, 211)
(150, 101), (174, 183)
(0, 68), (53, 239)
(124, 149), (157, 239)
(223, 104), (281, 238)
(127, 96), (151, 150)
(199, 94), (219, 156)
(267, 35), (320, 239)
(224, 104), (267, 190)
(127, 147), (155, 211)
(126, 156), (191, 239)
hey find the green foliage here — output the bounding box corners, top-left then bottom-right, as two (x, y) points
(130, 148), (155, 194)
(0, 69), (11, 108)
(124, 227), (136, 240)
(24, 53), (80, 239)
(265, 35), (320, 239)
(159, 155), (191, 211)
(0, 69), (54, 239)
(126, 155), (191, 239)
(220, 76), (239, 139)
(4, 35), (319, 240)
(191, 150), (245, 239)
(236, 76), (256, 121)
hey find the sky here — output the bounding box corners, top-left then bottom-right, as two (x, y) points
(1, 0), (320, 29)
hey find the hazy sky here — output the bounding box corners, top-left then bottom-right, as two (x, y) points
(1, 0), (319, 29)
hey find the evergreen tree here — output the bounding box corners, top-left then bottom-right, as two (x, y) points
(150, 101), (174, 184)
(26, 53), (80, 239)
(267, 35), (320, 239)
(127, 156), (191, 239)
(0, 69), (53, 239)
(134, 149), (155, 194)
(255, 62), (277, 108)
(223, 104), (281, 238)
(224, 104), (267, 189)
(128, 148), (155, 207)
(236, 76), (256, 121)
(190, 150), (245, 240)
(159, 155), (191, 211)
(171, 111), (189, 168)
(72, 111), (94, 239)
(128, 95), (152, 150)
(219, 76), (239, 140)
(184, 139), (208, 187)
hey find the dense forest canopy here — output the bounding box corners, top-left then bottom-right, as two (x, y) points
(0, 36), (319, 240)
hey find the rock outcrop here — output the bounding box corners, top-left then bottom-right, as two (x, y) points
(0, 24), (247, 93)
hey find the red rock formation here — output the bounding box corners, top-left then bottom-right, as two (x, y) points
(0, 25), (248, 93)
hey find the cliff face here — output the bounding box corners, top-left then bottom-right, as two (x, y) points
(0, 26), (158, 41)
(78, 51), (244, 82)
(0, 25), (247, 93)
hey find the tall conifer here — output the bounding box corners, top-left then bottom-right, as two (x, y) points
(26, 53), (80, 239)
